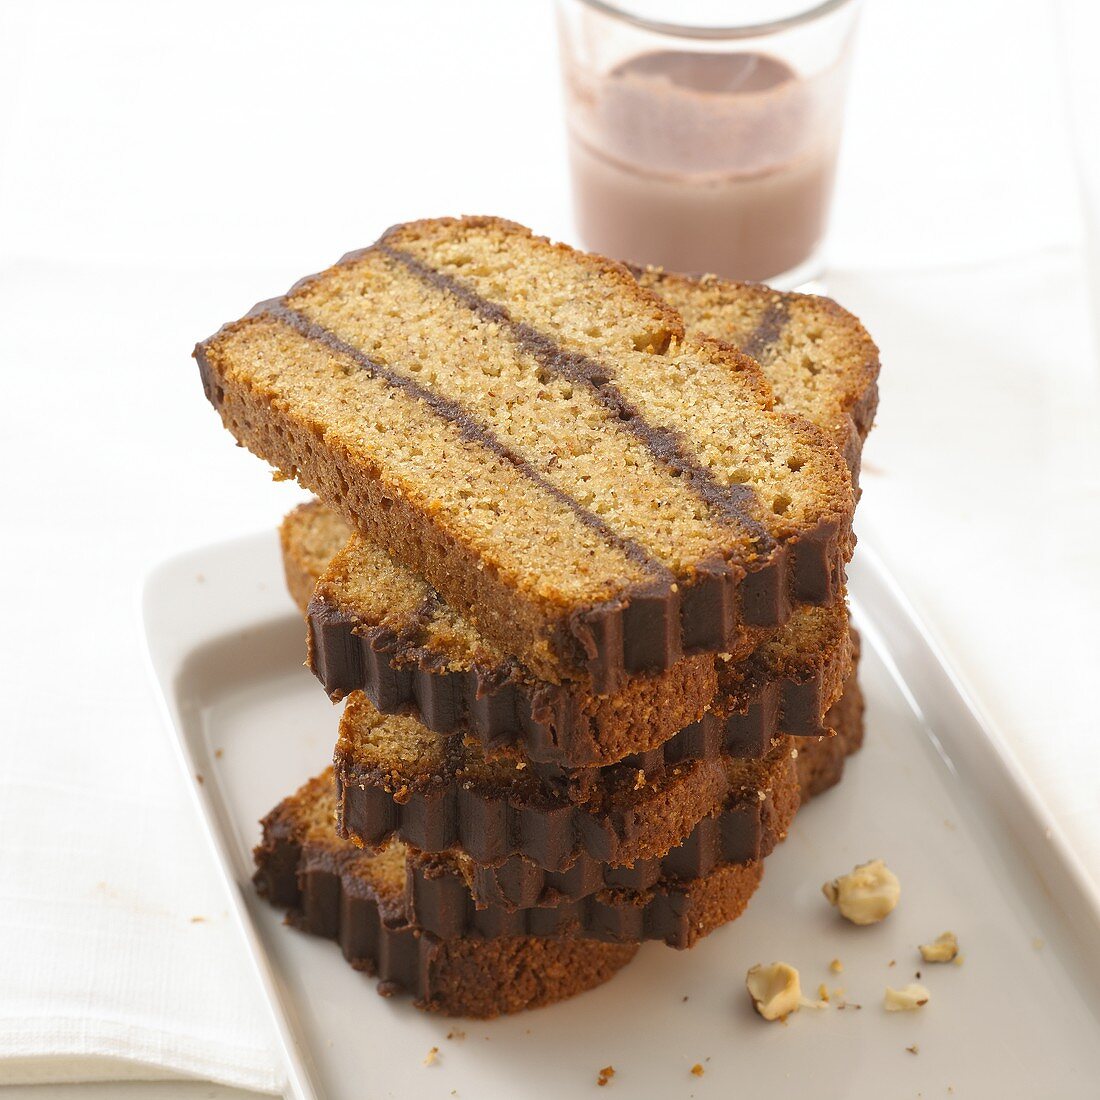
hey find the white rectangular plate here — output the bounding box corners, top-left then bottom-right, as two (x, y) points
(144, 533), (1100, 1100)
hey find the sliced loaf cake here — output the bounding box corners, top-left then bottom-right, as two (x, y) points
(198, 217), (855, 691)
(253, 770), (637, 1016)
(283, 501), (852, 768)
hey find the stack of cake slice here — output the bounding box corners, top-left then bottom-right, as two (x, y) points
(195, 217), (879, 1017)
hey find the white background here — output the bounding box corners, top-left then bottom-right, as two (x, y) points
(1, 0), (1099, 1095)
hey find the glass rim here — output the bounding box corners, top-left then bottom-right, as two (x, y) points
(569, 0), (858, 40)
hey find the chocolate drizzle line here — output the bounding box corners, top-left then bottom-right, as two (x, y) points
(739, 299), (790, 364)
(252, 300), (667, 582)
(377, 243), (777, 554)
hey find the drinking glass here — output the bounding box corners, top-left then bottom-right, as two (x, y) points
(555, 0), (862, 286)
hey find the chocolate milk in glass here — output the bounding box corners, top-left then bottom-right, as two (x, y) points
(563, 47), (845, 282)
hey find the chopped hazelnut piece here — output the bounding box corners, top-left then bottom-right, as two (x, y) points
(423, 1046), (439, 1066)
(919, 931), (959, 963)
(829, 958), (843, 973)
(822, 860), (900, 925)
(746, 962), (803, 1021)
(596, 1065), (615, 1087)
(884, 983), (930, 1011)
(691, 1064), (704, 1077)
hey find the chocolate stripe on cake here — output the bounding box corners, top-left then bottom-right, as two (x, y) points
(406, 850), (763, 949)
(197, 217), (854, 692)
(253, 297), (734, 684)
(378, 242), (776, 552)
(374, 241), (797, 662)
(739, 299), (790, 363)
(632, 268), (881, 488)
(253, 300), (667, 582)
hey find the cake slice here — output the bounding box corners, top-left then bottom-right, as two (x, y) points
(197, 217), (855, 691)
(405, 730), (800, 945)
(633, 270), (880, 483)
(428, 737), (800, 910)
(254, 771), (636, 1017)
(283, 501), (852, 768)
(335, 692), (797, 870)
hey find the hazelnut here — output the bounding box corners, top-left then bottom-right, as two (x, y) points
(822, 859), (900, 925)
(919, 931), (959, 963)
(884, 983), (931, 1011)
(746, 962), (803, 1021)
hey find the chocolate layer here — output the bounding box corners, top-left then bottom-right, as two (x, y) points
(452, 751), (796, 910)
(380, 242), (777, 550)
(308, 591), (848, 768)
(253, 803), (636, 1016)
(335, 748), (733, 871)
(407, 851), (764, 950)
(795, 635), (865, 799)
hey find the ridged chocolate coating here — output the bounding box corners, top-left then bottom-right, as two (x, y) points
(407, 852), (764, 950)
(403, 730), (804, 945)
(309, 596), (842, 758)
(455, 754), (796, 910)
(253, 839), (430, 993)
(253, 813), (635, 1016)
(304, 518), (846, 700)
(462, 657), (860, 912)
(796, 636), (865, 799)
(335, 750), (732, 872)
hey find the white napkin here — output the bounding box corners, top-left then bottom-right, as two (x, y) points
(0, 596), (282, 1092)
(0, 258), (304, 1092)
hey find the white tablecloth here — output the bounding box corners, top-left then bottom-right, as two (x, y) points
(2, 0), (1098, 1092)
